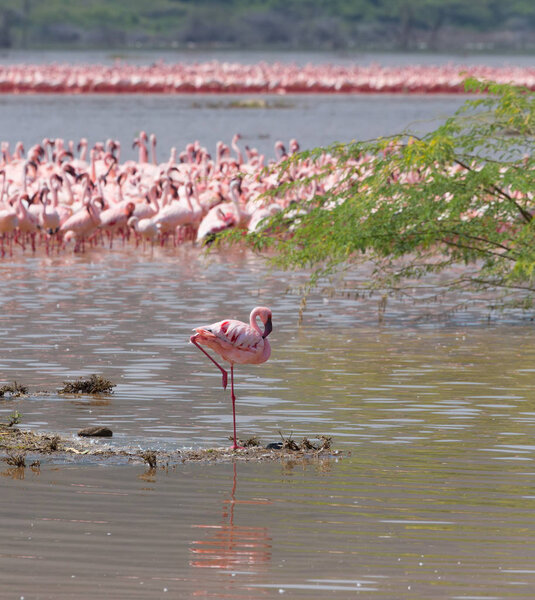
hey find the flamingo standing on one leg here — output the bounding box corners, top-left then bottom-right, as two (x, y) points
(190, 306), (273, 450)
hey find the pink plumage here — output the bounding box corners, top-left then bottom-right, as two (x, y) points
(190, 306), (273, 449)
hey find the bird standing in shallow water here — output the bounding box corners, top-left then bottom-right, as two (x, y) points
(190, 306), (273, 450)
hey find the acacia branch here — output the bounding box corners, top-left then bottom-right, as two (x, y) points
(452, 157), (533, 224)
(408, 133), (533, 224)
(443, 229), (517, 255)
(441, 238), (517, 262)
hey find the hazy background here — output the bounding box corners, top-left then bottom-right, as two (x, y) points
(0, 0), (534, 53)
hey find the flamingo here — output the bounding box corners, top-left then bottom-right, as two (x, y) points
(127, 214), (159, 242)
(0, 199), (18, 257)
(0, 62), (535, 95)
(195, 178), (246, 244)
(190, 306), (273, 450)
(38, 185), (61, 234)
(59, 198), (101, 251)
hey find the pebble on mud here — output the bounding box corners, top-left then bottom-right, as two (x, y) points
(266, 442), (283, 450)
(78, 426), (113, 437)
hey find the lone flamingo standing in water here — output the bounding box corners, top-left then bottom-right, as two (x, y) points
(190, 307), (273, 450)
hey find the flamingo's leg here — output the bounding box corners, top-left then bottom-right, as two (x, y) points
(190, 335), (228, 389)
(229, 365), (245, 451)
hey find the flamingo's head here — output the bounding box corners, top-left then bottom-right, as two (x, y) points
(230, 177), (242, 195)
(51, 173), (63, 187)
(93, 196), (105, 210)
(116, 172), (127, 186)
(63, 164), (76, 177)
(253, 306), (272, 339)
(125, 202), (136, 217)
(289, 138), (300, 154)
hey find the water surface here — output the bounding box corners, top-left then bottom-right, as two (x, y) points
(3, 452), (535, 599)
(0, 92), (467, 162)
(2, 83), (535, 599)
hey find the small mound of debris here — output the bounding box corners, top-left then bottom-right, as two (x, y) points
(282, 438), (301, 451)
(0, 423), (70, 455)
(0, 422), (342, 467)
(58, 375), (115, 394)
(3, 451), (26, 468)
(140, 450), (158, 469)
(231, 436), (261, 448)
(301, 436), (332, 451)
(45, 436), (60, 452)
(0, 381), (28, 398)
(278, 432), (333, 452)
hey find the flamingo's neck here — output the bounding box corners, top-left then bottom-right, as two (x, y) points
(249, 308), (265, 335)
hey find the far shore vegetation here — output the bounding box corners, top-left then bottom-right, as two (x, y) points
(0, 0), (534, 52)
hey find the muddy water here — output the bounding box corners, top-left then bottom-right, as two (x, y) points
(1, 247), (535, 598)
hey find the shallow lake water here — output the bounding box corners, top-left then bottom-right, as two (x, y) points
(0, 92), (467, 164)
(3, 453), (535, 600)
(3, 48), (535, 66)
(2, 247), (535, 599)
(2, 75), (535, 597)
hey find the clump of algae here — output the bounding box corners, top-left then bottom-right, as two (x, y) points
(58, 375), (115, 394)
(0, 381), (28, 397)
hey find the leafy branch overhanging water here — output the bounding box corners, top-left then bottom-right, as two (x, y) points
(228, 79), (535, 312)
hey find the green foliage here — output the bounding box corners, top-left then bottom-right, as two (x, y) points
(8, 411), (22, 427)
(240, 80), (535, 299)
(3, 0), (535, 48)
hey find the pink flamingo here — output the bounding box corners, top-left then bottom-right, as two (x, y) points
(190, 306), (273, 450)
(59, 198), (101, 251)
(195, 178), (246, 244)
(0, 196), (18, 257)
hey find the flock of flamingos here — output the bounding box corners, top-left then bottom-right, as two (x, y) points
(0, 131), (313, 255)
(0, 59), (532, 257)
(1, 61), (534, 94)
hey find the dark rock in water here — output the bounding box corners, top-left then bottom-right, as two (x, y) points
(266, 442), (283, 450)
(78, 426), (113, 437)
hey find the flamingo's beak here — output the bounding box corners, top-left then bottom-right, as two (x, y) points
(262, 316), (272, 339)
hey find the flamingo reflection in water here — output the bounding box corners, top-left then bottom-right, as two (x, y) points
(190, 463), (272, 596)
